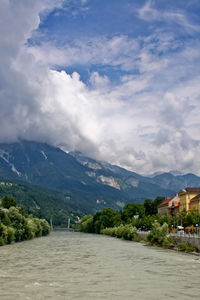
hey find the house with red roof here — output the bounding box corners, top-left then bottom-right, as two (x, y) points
(158, 195), (180, 216)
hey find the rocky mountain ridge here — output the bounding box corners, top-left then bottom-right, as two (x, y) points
(0, 141), (199, 213)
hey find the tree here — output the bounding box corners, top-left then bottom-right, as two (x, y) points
(147, 221), (169, 245)
(93, 208), (122, 234)
(79, 215), (94, 233)
(153, 197), (165, 214)
(122, 203), (145, 222)
(144, 199), (154, 215)
(1, 196), (17, 209)
(144, 197), (165, 215)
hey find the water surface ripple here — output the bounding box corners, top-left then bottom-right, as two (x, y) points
(0, 231), (200, 299)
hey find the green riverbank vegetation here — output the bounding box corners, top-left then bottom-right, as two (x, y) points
(0, 196), (51, 246)
(78, 198), (200, 253)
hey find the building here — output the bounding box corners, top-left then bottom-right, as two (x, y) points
(168, 194), (180, 216)
(158, 195), (180, 216)
(179, 188), (200, 212)
(158, 197), (173, 215)
(189, 193), (200, 211)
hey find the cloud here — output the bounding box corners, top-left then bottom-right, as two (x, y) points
(137, 0), (160, 21)
(0, 0), (200, 176)
(138, 0), (200, 33)
(27, 35), (140, 72)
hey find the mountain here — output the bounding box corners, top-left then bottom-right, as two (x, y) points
(0, 140), (200, 215)
(150, 172), (200, 192)
(69, 151), (200, 192)
(0, 180), (78, 227)
(0, 141), (174, 211)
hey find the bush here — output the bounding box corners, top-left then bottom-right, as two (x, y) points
(79, 215), (94, 233)
(0, 223), (8, 245)
(162, 236), (176, 249)
(40, 219), (51, 236)
(177, 242), (198, 253)
(101, 224), (140, 242)
(7, 226), (15, 244)
(147, 221), (168, 245)
(0, 197), (51, 246)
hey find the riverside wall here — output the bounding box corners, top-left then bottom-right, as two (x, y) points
(137, 231), (200, 251)
(170, 233), (200, 251)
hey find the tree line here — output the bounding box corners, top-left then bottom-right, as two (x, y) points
(0, 196), (51, 246)
(78, 197), (200, 234)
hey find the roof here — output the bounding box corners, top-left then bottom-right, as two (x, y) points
(159, 196), (174, 207)
(190, 193), (200, 202)
(185, 187), (200, 193)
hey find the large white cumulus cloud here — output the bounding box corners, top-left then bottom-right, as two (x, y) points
(0, 0), (63, 142)
(1, 0), (200, 175)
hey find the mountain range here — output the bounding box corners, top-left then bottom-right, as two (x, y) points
(0, 140), (200, 218)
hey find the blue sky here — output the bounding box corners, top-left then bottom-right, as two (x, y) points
(1, 0), (200, 175)
(30, 0), (200, 84)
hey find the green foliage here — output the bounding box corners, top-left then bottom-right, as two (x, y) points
(79, 207), (122, 234)
(1, 196), (17, 209)
(144, 197), (164, 216)
(0, 181), (81, 227)
(78, 215), (94, 233)
(133, 214), (157, 230)
(40, 219), (51, 236)
(161, 235), (176, 249)
(0, 208), (11, 226)
(7, 226), (15, 244)
(182, 210), (200, 227)
(122, 203), (144, 222)
(0, 196), (51, 246)
(144, 199), (154, 215)
(147, 221), (171, 246)
(79, 201), (200, 254)
(93, 208), (122, 234)
(101, 224), (140, 242)
(176, 242), (197, 253)
(0, 223), (8, 246)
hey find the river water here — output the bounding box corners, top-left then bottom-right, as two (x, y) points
(0, 231), (200, 300)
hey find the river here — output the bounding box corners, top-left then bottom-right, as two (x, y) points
(0, 231), (200, 300)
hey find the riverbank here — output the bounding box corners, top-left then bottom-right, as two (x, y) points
(100, 223), (199, 255)
(137, 230), (200, 253)
(0, 196), (51, 246)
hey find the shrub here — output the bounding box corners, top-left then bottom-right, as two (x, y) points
(40, 219), (51, 236)
(0, 223), (8, 245)
(7, 226), (15, 244)
(32, 218), (43, 237)
(162, 236), (176, 249)
(177, 242), (198, 253)
(0, 197), (51, 246)
(79, 215), (94, 233)
(101, 224), (140, 242)
(147, 221), (168, 245)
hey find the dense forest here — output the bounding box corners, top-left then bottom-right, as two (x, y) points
(0, 196), (51, 246)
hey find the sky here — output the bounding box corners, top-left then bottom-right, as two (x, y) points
(0, 0), (200, 175)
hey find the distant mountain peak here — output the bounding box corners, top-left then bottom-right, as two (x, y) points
(169, 170), (183, 176)
(0, 140), (200, 214)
